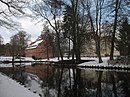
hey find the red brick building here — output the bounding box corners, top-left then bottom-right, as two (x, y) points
(25, 65), (54, 82)
(25, 39), (53, 59)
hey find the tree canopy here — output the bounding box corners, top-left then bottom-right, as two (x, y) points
(10, 31), (30, 56)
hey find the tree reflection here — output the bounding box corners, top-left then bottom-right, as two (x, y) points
(110, 73), (117, 97)
(56, 68), (87, 97)
(52, 67), (83, 97)
(2, 63), (130, 97)
(96, 71), (103, 97)
(117, 72), (130, 97)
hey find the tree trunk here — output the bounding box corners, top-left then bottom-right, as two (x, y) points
(110, 0), (119, 60)
(72, 46), (75, 60)
(97, 37), (103, 63)
(76, 14), (81, 62)
(68, 38), (71, 59)
(71, 0), (80, 62)
(87, 1), (103, 63)
(46, 45), (49, 60)
(95, 0), (103, 63)
(57, 33), (63, 61)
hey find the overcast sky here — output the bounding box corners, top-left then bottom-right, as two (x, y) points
(0, 17), (43, 44)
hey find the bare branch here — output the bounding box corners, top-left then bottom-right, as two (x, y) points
(0, 0), (25, 14)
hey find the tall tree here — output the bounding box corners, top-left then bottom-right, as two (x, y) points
(10, 31), (30, 56)
(71, 0), (81, 62)
(101, 21), (113, 55)
(108, 0), (130, 60)
(63, 0), (84, 62)
(82, 0), (104, 63)
(63, 0), (91, 61)
(63, 5), (73, 59)
(116, 17), (130, 56)
(41, 25), (55, 60)
(94, 0), (104, 63)
(110, 0), (122, 60)
(30, 0), (64, 60)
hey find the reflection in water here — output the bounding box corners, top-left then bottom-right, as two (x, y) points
(1, 63), (130, 97)
(96, 71), (103, 97)
(111, 72), (117, 97)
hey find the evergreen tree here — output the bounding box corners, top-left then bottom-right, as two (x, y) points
(116, 17), (130, 56)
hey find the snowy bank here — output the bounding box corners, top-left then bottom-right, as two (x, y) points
(79, 57), (130, 70)
(79, 57), (109, 66)
(0, 73), (40, 97)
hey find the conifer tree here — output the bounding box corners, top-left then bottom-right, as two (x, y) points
(116, 17), (130, 56)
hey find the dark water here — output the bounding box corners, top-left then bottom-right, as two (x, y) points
(1, 63), (130, 97)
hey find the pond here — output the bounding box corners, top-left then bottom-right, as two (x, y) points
(1, 63), (130, 97)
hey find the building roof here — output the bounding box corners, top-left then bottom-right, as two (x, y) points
(26, 39), (43, 50)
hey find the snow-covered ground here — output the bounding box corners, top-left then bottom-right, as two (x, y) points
(79, 57), (109, 66)
(79, 57), (130, 67)
(0, 56), (130, 68)
(0, 56), (35, 62)
(0, 56), (45, 67)
(24, 73), (57, 97)
(0, 73), (40, 97)
(78, 57), (130, 72)
(0, 56), (62, 67)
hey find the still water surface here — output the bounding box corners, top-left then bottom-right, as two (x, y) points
(1, 63), (130, 97)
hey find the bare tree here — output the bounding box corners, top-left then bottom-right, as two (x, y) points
(99, 0), (130, 59)
(95, 0), (104, 63)
(82, 0), (105, 63)
(109, 0), (121, 60)
(30, 0), (64, 60)
(10, 31), (30, 57)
